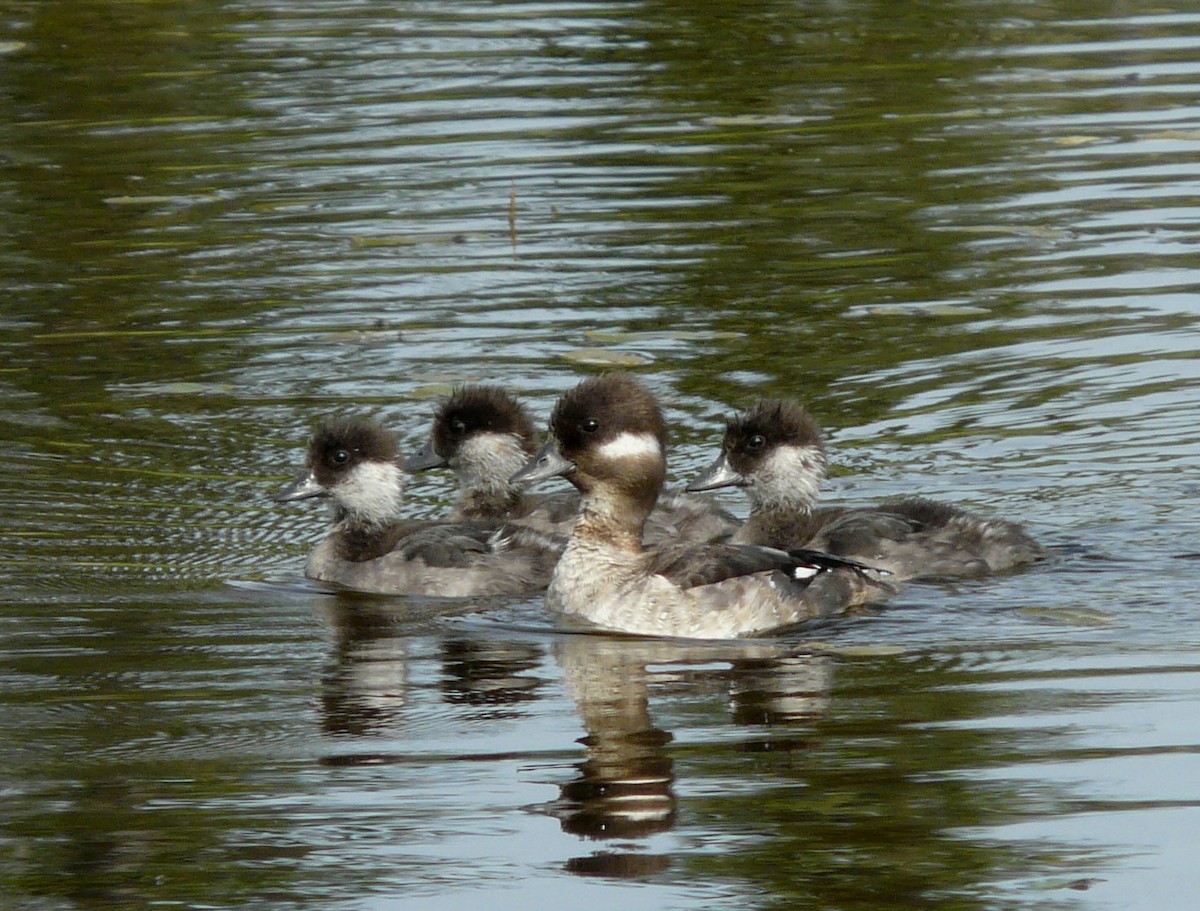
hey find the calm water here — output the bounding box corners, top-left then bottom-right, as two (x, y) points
(2, 1), (1200, 908)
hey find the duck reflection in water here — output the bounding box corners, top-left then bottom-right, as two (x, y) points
(317, 598), (415, 742)
(439, 634), (543, 717)
(315, 598), (544, 758)
(546, 634), (835, 879)
(730, 653), (834, 731)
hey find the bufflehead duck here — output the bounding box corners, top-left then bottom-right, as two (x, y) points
(275, 416), (558, 597)
(510, 374), (895, 639)
(687, 400), (1044, 580)
(406, 384), (738, 545)
(404, 385), (578, 533)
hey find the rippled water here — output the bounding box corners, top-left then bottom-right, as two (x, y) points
(3, 2), (1200, 909)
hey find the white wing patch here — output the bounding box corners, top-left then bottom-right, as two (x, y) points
(597, 432), (662, 461)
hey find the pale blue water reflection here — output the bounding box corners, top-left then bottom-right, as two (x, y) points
(2, 1), (1200, 909)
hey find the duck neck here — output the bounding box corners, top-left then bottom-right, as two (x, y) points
(331, 462), (406, 532)
(571, 484), (657, 555)
(324, 461), (407, 560)
(455, 487), (522, 523)
(454, 433), (530, 521)
(739, 456), (825, 546)
(332, 522), (407, 562)
(738, 503), (819, 548)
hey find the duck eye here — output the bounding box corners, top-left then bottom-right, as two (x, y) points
(747, 434), (766, 450)
(580, 418), (600, 434)
(449, 418), (467, 436)
(331, 449), (350, 466)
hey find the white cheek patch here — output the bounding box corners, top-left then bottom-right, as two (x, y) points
(457, 433), (529, 490)
(597, 432), (662, 461)
(337, 461), (405, 526)
(755, 445), (825, 509)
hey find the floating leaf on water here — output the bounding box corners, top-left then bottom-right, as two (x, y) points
(317, 329), (403, 344)
(1011, 225), (1070, 240)
(851, 305), (903, 318)
(43, 439), (92, 450)
(0, 409), (67, 430)
(700, 114), (810, 127)
(920, 303), (991, 317)
(561, 349), (650, 367)
(102, 194), (207, 206)
(1018, 606), (1116, 626)
(583, 329), (637, 344)
(407, 384), (458, 400)
(669, 330), (743, 341)
(143, 70), (213, 79)
(950, 225), (999, 235)
(351, 235), (422, 248)
(116, 381), (237, 396)
(849, 302), (989, 319)
(405, 370), (478, 384)
(583, 329), (742, 344)
(1033, 877), (1106, 892)
(1144, 129), (1200, 141)
(350, 232), (478, 248)
(36, 327), (240, 340)
(159, 381), (238, 395)
(1053, 135), (1103, 147)
(954, 224), (1068, 240)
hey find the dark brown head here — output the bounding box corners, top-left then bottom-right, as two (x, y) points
(512, 374), (667, 508)
(404, 387), (540, 512)
(308, 416), (399, 477)
(725, 400), (823, 473)
(688, 400), (826, 510)
(276, 416), (405, 527)
(432, 385), (536, 460)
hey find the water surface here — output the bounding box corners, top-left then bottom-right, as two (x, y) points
(2, 2), (1199, 909)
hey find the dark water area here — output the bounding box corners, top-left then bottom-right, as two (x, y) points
(2, 1), (1199, 908)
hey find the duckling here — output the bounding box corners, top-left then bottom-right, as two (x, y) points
(275, 416), (558, 597)
(687, 400), (1044, 580)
